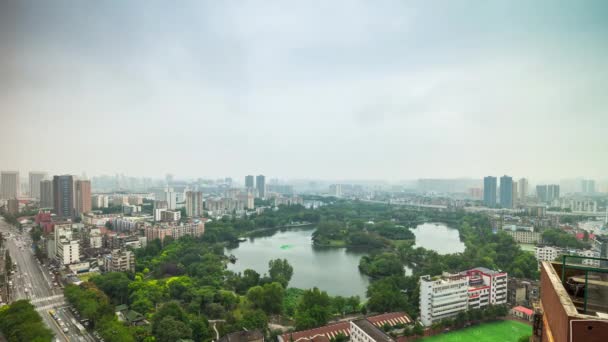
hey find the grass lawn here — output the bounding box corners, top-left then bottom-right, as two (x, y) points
(421, 320), (532, 342)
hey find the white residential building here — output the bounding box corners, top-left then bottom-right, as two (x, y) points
(57, 238), (80, 265)
(419, 267), (508, 326)
(535, 246), (563, 264)
(504, 230), (542, 244)
(420, 273), (469, 326)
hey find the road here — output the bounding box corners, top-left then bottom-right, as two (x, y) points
(0, 217), (96, 342)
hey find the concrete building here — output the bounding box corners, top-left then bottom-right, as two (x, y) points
(239, 192), (255, 210)
(535, 246), (563, 264)
(245, 175), (255, 189)
(500, 175), (513, 208)
(29, 172), (46, 199)
(186, 191), (203, 217)
(518, 178), (529, 201)
(57, 238), (80, 265)
(92, 194), (109, 208)
(7, 198), (19, 214)
(160, 210), (181, 222)
(560, 198), (597, 213)
(165, 187), (178, 209)
(419, 267), (508, 326)
(483, 176), (497, 207)
(533, 260), (608, 342)
(256, 175), (266, 199)
(468, 187), (483, 200)
(507, 278), (539, 307)
(504, 230), (542, 244)
(0, 171), (19, 199)
(350, 319), (394, 342)
(511, 306), (534, 322)
(53, 175), (75, 218)
(40, 180), (54, 208)
(145, 221), (205, 243)
(329, 184), (342, 197)
(419, 273), (469, 326)
(580, 179), (596, 194)
(537, 184), (560, 203)
(104, 249), (135, 273)
(75, 180), (92, 215)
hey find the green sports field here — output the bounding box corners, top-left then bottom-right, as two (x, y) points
(421, 320), (532, 342)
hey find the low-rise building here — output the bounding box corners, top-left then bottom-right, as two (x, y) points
(350, 319), (394, 342)
(104, 249), (135, 273)
(145, 221), (205, 243)
(511, 306), (534, 322)
(504, 230), (542, 244)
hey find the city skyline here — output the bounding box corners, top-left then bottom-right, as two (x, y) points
(2, 1), (608, 179)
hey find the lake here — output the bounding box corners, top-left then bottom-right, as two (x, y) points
(411, 222), (465, 254)
(226, 223), (464, 297)
(226, 227), (371, 298)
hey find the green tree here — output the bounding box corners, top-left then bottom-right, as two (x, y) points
(295, 288), (332, 330)
(97, 319), (135, 342)
(240, 309), (269, 330)
(268, 259), (294, 288)
(0, 300), (53, 342)
(91, 272), (131, 304)
(366, 276), (407, 313)
(155, 316), (192, 342)
(247, 282), (284, 314)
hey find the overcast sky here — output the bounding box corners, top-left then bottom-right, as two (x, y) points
(1, 0), (607, 181)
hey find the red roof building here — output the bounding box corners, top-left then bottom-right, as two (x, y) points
(279, 322), (350, 342)
(366, 312), (412, 327)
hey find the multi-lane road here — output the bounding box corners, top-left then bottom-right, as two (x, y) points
(1, 217), (96, 342)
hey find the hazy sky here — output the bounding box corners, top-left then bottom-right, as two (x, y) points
(1, 0), (607, 180)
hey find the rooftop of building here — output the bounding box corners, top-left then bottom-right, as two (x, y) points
(544, 257), (608, 318)
(366, 312), (412, 327)
(512, 306), (534, 316)
(469, 267), (505, 276)
(280, 321), (350, 342)
(352, 319), (394, 342)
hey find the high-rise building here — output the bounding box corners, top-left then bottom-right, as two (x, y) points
(581, 179), (596, 194)
(483, 176), (497, 207)
(186, 191), (203, 217)
(28, 172), (46, 199)
(537, 184), (560, 203)
(537, 185), (548, 202)
(512, 181), (518, 205)
(53, 175), (75, 218)
(256, 175), (266, 199)
(547, 184), (560, 202)
(165, 187), (177, 209)
(499, 175), (513, 208)
(75, 180), (92, 215)
(40, 180), (54, 208)
(245, 175), (255, 189)
(329, 184), (342, 197)
(518, 178), (529, 201)
(0, 171), (19, 199)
